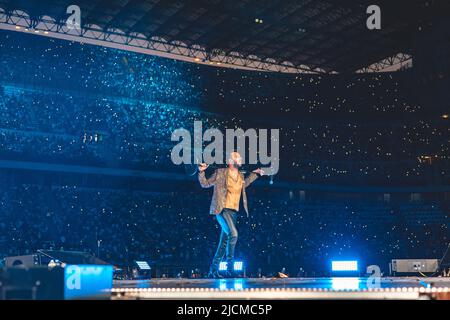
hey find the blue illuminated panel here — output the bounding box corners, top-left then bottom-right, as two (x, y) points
(219, 262), (228, 271)
(218, 261), (244, 271)
(331, 260), (358, 271)
(135, 261), (151, 270)
(233, 261), (243, 271)
(331, 277), (361, 290)
(64, 265), (113, 299)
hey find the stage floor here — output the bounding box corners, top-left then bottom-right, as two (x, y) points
(112, 277), (450, 300)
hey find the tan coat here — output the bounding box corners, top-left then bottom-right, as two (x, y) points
(198, 168), (259, 217)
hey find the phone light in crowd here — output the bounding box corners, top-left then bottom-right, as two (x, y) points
(332, 260), (358, 272)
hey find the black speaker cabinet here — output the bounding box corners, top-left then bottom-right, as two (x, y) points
(0, 266), (64, 300)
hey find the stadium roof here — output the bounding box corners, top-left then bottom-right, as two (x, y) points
(0, 0), (447, 73)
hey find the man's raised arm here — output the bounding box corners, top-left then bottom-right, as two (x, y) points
(198, 163), (217, 188)
(244, 168), (264, 188)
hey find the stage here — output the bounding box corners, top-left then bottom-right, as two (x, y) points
(111, 277), (450, 300)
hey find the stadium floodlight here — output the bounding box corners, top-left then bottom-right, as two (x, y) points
(331, 260), (358, 272)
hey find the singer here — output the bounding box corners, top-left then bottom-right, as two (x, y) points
(198, 151), (264, 278)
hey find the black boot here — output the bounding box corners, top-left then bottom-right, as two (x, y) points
(207, 270), (223, 279)
(224, 261), (235, 278)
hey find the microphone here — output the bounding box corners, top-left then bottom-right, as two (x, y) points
(197, 163), (251, 174)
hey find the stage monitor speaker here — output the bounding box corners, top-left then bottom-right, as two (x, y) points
(37, 250), (110, 265)
(390, 259), (439, 274)
(4, 255), (40, 268)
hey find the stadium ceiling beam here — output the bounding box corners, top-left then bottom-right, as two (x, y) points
(210, 1), (329, 73)
(355, 52), (412, 73)
(0, 2), (408, 74)
(0, 9), (312, 73)
(286, 1), (412, 71)
(315, 1), (416, 72)
(311, 12), (399, 73)
(319, 30), (398, 72)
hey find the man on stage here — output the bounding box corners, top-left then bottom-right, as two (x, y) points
(198, 152), (264, 278)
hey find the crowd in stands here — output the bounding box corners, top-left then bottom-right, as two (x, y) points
(0, 85), (447, 185)
(0, 183), (447, 276)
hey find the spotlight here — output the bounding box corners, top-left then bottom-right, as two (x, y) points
(218, 279), (244, 290)
(233, 279), (243, 290)
(219, 279), (227, 290)
(219, 261), (228, 271)
(218, 261), (245, 275)
(331, 260), (358, 272)
(332, 277), (361, 290)
(233, 261), (243, 271)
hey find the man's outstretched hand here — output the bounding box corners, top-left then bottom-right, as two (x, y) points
(252, 168), (265, 176)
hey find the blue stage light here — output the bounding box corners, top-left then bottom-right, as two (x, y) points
(218, 279), (244, 290)
(218, 261), (244, 272)
(135, 261), (151, 270)
(219, 262), (228, 271)
(233, 279), (243, 290)
(233, 261), (243, 271)
(331, 260), (358, 272)
(219, 279), (227, 290)
(331, 277), (361, 290)
(133, 260), (151, 279)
